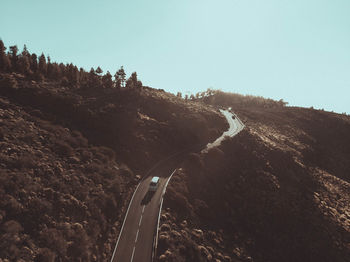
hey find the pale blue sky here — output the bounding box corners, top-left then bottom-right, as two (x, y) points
(1, 0), (349, 113)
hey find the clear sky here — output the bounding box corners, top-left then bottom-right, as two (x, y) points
(1, 0), (349, 113)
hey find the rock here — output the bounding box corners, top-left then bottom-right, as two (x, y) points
(232, 247), (242, 257)
(104, 243), (111, 253)
(170, 230), (182, 239)
(69, 156), (80, 164)
(198, 245), (212, 260)
(159, 232), (169, 240)
(213, 238), (221, 245)
(72, 222), (83, 231)
(208, 230), (217, 239)
(216, 252), (224, 260)
(165, 249), (173, 257)
(21, 246), (34, 258)
(180, 220), (188, 228)
(160, 223), (171, 232)
(192, 229), (203, 239)
(180, 229), (188, 238)
(207, 246), (214, 254)
(158, 234), (169, 251)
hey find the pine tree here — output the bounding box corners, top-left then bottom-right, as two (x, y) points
(96, 66), (103, 75)
(30, 53), (38, 73)
(88, 67), (101, 88)
(66, 63), (79, 86)
(9, 45), (18, 71)
(17, 45), (31, 74)
(102, 71), (113, 89)
(114, 71), (121, 89)
(22, 44), (30, 58)
(47, 56), (53, 78)
(125, 78), (133, 89)
(116, 66), (126, 88)
(126, 72), (142, 89)
(17, 54), (31, 74)
(38, 53), (47, 76)
(0, 40), (11, 72)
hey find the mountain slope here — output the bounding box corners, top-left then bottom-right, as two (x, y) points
(0, 73), (226, 174)
(0, 95), (138, 261)
(0, 71), (227, 261)
(158, 99), (350, 262)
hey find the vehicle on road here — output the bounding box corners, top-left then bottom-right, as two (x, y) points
(149, 176), (160, 191)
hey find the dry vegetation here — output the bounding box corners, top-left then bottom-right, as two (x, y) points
(2, 68), (349, 262)
(159, 102), (350, 262)
(0, 73), (226, 174)
(0, 96), (139, 261)
(0, 72), (226, 261)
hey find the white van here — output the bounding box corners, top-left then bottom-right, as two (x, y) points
(149, 176), (160, 192)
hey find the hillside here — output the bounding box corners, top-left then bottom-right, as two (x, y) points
(1, 42), (349, 262)
(0, 68), (226, 261)
(0, 73), (226, 174)
(0, 95), (137, 261)
(158, 95), (350, 262)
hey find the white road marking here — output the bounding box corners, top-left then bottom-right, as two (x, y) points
(110, 182), (141, 262)
(138, 215), (143, 227)
(130, 246), (136, 262)
(142, 205), (145, 213)
(135, 229), (140, 243)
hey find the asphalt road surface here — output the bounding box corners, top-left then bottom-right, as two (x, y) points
(110, 109), (244, 262)
(202, 109), (245, 153)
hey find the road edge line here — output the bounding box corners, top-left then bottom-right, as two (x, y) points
(152, 169), (177, 262)
(110, 182), (141, 262)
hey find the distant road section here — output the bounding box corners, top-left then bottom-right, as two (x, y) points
(110, 109), (244, 262)
(202, 109), (245, 153)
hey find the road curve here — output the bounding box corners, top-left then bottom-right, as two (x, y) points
(202, 109), (245, 153)
(110, 109), (244, 262)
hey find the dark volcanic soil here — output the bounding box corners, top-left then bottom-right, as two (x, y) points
(0, 95), (138, 261)
(0, 72), (227, 261)
(159, 105), (350, 262)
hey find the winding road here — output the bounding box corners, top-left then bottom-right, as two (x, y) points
(110, 109), (244, 262)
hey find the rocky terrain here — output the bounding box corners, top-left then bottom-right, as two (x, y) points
(0, 95), (138, 261)
(158, 98), (350, 262)
(1, 42), (349, 261)
(0, 71), (226, 261)
(0, 73), (226, 174)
